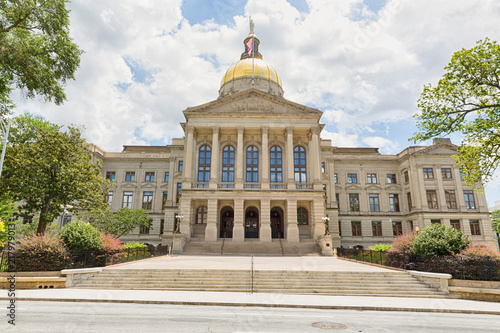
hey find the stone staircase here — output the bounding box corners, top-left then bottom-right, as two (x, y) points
(182, 238), (321, 256)
(74, 269), (448, 298)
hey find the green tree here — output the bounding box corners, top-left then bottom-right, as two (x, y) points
(83, 208), (152, 238)
(411, 38), (500, 185)
(0, 125), (110, 234)
(491, 209), (500, 234)
(0, 0), (83, 117)
(0, 197), (15, 242)
(412, 224), (469, 256)
(3, 113), (61, 145)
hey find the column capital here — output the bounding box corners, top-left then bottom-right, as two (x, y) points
(186, 125), (195, 134)
(311, 126), (321, 135)
(237, 126), (245, 134)
(286, 126), (294, 135)
(211, 126), (220, 135)
(261, 127), (269, 135)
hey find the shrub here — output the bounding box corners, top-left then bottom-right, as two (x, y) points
(123, 242), (151, 260)
(412, 224), (469, 256)
(460, 244), (500, 259)
(15, 234), (69, 271)
(61, 220), (102, 252)
(385, 233), (417, 269)
(369, 243), (392, 252)
(124, 242), (147, 249)
(97, 233), (125, 266)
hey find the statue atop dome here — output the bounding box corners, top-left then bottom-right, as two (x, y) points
(249, 17), (254, 34)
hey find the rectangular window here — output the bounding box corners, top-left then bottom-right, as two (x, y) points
(423, 168), (434, 179)
(367, 173), (377, 184)
(62, 215), (72, 227)
(162, 191), (168, 209)
(404, 170), (409, 183)
(450, 220), (461, 230)
(464, 190), (476, 209)
(125, 172), (136, 182)
(142, 191), (153, 210)
(426, 190), (438, 209)
(349, 193), (360, 212)
(22, 216), (33, 224)
(441, 168), (453, 179)
(407, 192), (412, 211)
(351, 221), (362, 236)
(164, 172), (170, 182)
(369, 194), (380, 212)
(392, 221), (402, 236)
(459, 168), (464, 179)
(321, 162), (325, 173)
(105, 171), (116, 181)
(145, 172), (155, 182)
(431, 219), (441, 224)
(389, 194), (400, 212)
(335, 193), (339, 209)
(445, 190), (457, 209)
(140, 224), (150, 235)
(372, 221), (382, 237)
(122, 191), (133, 209)
(178, 160), (183, 172)
(177, 183), (182, 203)
(334, 173), (338, 183)
(160, 219), (165, 235)
(469, 220), (481, 235)
(105, 192), (113, 210)
(387, 174), (397, 184)
(347, 173), (357, 184)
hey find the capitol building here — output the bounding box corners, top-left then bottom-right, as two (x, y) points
(90, 28), (496, 253)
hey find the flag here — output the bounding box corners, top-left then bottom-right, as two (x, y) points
(246, 37), (253, 57)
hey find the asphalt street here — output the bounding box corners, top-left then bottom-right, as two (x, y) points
(2, 301), (499, 333)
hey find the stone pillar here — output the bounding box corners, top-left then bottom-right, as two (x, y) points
(236, 127), (244, 189)
(261, 127), (269, 189)
(205, 199), (218, 242)
(183, 125), (195, 186)
(209, 126), (220, 189)
(233, 199), (245, 242)
(286, 127), (295, 188)
(312, 198), (326, 240)
(311, 127), (322, 186)
(436, 165), (447, 210)
(454, 168), (467, 210)
(260, 199), (272, 242)
(286, 199), (299, 242)
(416, 167), (428, 210)
(167, 158), (175, 206)
(179, 197), (192, 240)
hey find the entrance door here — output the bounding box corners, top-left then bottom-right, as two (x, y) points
(220, 207), (233, 238)
(245, 208), (259, 238)
(271, 208), (284, 238)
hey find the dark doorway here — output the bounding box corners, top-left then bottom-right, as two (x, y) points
(271, 207), (284, 239)
(220, 207), (233, 238)
(245, 207), (259, 238)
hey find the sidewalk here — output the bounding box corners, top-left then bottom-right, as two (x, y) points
(5, 288), (500, 315)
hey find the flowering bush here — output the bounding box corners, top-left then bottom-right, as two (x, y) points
(460, 244), (500, 259)
(98, 233), (125, 265)
(15, 234), (69, 271)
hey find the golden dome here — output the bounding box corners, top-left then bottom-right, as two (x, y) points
(220, 58), (282, 88)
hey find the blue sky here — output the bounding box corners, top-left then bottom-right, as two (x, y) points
(14, 0), (500, 207)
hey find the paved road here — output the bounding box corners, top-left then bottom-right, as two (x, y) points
(2, 301), (498, 332)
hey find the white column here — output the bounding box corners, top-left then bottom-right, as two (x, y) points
(209, 126), (220, 189)
(436, 165), (447, 210)
(312, 199), (326, 240)
(286, 127), (294, 187)
(311, 126), (321, 184)
(233, 199), (245, 242)
(205, 199), (218, 242)
(261, 127), (269, 189)
(260, 199), (272, 242)
(236, 126), (244, 189)
(286, 199), (299, 242)
(183, 125), (195, 186)
(179, 197), (192, 240)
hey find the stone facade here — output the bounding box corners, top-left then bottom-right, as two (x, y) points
(90, 32), (496, 252)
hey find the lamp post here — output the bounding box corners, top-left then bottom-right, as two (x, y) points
(415, 227), (420, 234)
(322, 216), (330, 235)
(0, 117), (12, 178)
(175, 214), (183, 234)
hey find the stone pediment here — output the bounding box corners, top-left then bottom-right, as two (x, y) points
(415, 143), (458, 156)
(365, 184), (382, 190)
(346, 184), (362, 191)
(183, 89), (322, 118)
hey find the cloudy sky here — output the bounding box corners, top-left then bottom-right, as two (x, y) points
(12, 0), (500, 206)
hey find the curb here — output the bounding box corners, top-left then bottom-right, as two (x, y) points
(2, 297), (499, 316)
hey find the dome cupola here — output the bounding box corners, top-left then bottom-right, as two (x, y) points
(219, 19), (283, 97)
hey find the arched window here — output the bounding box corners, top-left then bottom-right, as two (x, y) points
(197, 145), (211, 183)
(270, 146), (282, 183)
(246, 145), (259, 183)
(196, 206), (207, 224)
(297, 208), (308, 225)
(222, 145), (235, 183)
(294, 146), (306, 183)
